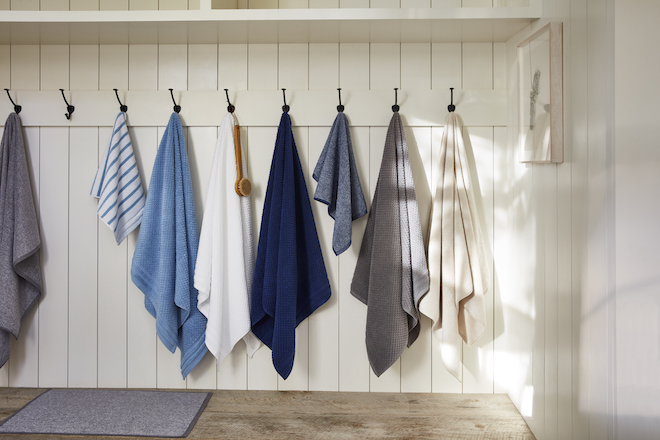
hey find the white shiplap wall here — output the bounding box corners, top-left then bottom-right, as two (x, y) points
(0, 41), (505, 392)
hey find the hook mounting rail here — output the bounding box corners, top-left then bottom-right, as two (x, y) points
(60, 89), (74, 120)
(4, 89), (21, 114)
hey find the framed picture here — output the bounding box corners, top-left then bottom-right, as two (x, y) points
(518, 22), (563, 163)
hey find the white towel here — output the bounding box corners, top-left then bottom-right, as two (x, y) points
(194, 113), (261, 365)
(420, 112), (489, 382)
(91, 112), (144, 245)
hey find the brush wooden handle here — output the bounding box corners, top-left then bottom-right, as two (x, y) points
(234, 124), (251, 196)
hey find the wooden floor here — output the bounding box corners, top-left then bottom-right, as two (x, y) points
(0, 388), (535, 440)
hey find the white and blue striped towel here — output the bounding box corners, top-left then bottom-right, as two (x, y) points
(91, 112), (144, 245)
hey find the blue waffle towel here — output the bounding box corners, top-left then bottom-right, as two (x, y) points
(251, 112), (331, 380)
(131, 113), (207, 379)
(313, 112), (367, 255)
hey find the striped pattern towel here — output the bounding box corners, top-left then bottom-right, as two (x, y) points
(91, 112), (144, 245)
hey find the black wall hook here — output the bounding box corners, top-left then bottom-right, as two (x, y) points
(282, 89), (290, 113)
(113, 89), (128, 112)
(169, 88), (181, 113)
(337, 88), (344, 113)
(60, 89), (74, 120)
(448, 87), (455, 112)
(4, 89), (21, 114)
(224, 89), (235, 113)
(392, 88), (400, 112)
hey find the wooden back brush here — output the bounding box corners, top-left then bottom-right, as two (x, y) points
(234, 124), (252, 197)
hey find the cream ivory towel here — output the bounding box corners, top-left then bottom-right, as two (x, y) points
(194, 113), (261, 365)
(420, 112), (489, 382)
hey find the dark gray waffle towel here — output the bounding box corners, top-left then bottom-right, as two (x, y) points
(0, 113), (41, 368)
(351, 112), (429, 377)
(313, 112), (367, 255)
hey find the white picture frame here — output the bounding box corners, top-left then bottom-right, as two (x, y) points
(518, 22), (563, 163)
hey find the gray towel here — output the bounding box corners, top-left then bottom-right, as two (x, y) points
(351, 112), (429, 377)
(313, 112), (367, 255)
(0, 113), (42, 368)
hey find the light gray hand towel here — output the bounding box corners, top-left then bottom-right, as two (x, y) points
(351, 112), (429, 377)
(313, 112), (367, 255)
(0, 113), (42, 368)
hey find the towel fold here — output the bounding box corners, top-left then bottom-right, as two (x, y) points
(251, 112), (331, 380)
(90, 112), (144, 245)
(313, 112), (367, 255)
(419, 112), (489, 382)
(0, 113), (42, 368)
(351, 112), (429, 377)
(194, 113), (261, 365)
(131, 113), (207, 379)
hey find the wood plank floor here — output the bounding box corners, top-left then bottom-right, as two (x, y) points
(0, 388), (535, 440)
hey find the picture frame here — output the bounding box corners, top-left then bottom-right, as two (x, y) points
(518, 22), (563, 163)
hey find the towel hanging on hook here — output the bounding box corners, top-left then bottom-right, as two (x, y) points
(113, 89), (128, 113)
(169, 89), (181, 113)
(59, 89), (74, 120)
(4, 89), (21, 114)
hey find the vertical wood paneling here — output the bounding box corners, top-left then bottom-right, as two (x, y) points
(248, 44), (278, 91)
(463, 43), (493, 90)
(249, 0), (277, 8)
(40, 46), (69, 91)
(339, 43), (369, 90)
(8, 127), (40, 388)
(68, 127), (99, 388)
(158, 45), (188, 91)
(70, 0), (100, 10)
(369, 43), (400, 90)
(188, 45), (218, 91)
(10, 0), (38, 9)
(401, 43), (431, 91)
(38, 127), (69, 388)
(366, 125), (400, 393)
(432, 43), (462, 90)
(370, 0), (398, 7)
(129, 0), (158, 9)
(100, 0), (128, 10)
(461, 126), (494, 394)
(96, 126), (128, 389)
(432, 0), (460, 7)
(462, 0), (492, 7)
(278, 44), (308, 91)
(10, 46), (40, 91)
(129, 45), (158, 91)
(430, 125), (461, 393)
(279, 0), (307, 7)
(309, 44), (338, 90)
(310, 0), (337, 7)
(246, 126), (278, 391)
(160, 0), (188, 8)
(40, 0), (69, 10)
(126, 126), (158, 389)
(338, 126), (370, 392)
(70, 46), (99, 91)
(0, 1), (9, 9)
(0, 46), (9, 87)
(278, 125), (310, 392)
(218, 44), (248, 91)
(99, 45), (128, 91)
(308, 126), (340, 392)
(493, 43), (507, 90)
(339, 0), (369, 7)
(401, 0), (429, 6)
(400, 126), (432, 393)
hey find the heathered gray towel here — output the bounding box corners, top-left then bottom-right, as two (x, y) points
(0, 113), (41, 368)
(351, 112), (429, 377)
(313, 112), (367, 255)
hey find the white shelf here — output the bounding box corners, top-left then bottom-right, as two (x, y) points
(0, 7), (541, 45)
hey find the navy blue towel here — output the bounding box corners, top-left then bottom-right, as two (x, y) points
(251, 112), (331, 380)
(131, 113), (207, 379)
(313, 112), (367, 255)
